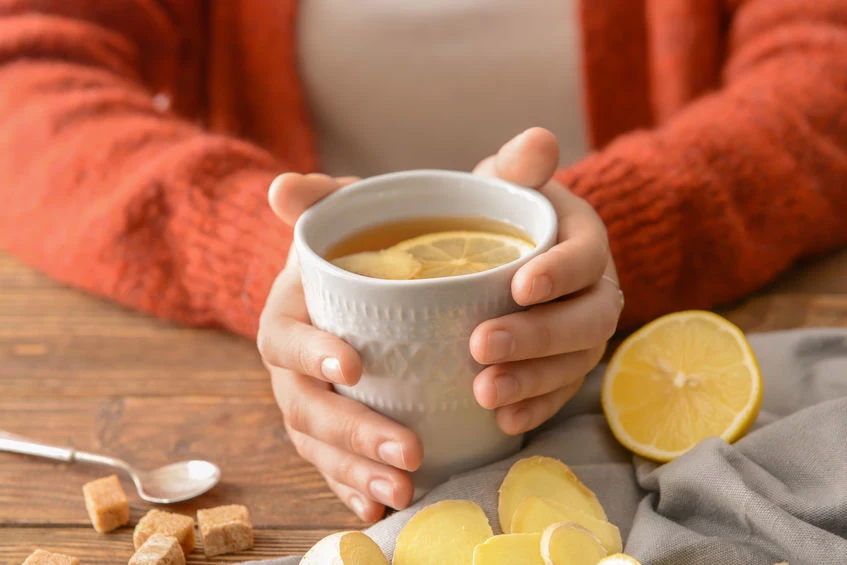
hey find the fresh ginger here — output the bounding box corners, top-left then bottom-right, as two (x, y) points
(540, 522), (608, 565)
(498, 456), (607, 533)
(393, 500), (493, 565)
(300, 531), (389, 565)
(472, 533), (544, 565)
(511, 496), (622, 554)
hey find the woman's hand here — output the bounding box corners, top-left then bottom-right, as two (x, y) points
(258, 127), (621, 522)
(470, 128), (622, 435)
(259, 174), (424, 523)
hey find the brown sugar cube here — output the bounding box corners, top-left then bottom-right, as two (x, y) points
(134, 509), (195, 554)
(128, 534), (186, 565)
(22, 549), (79, 565)
(82, 474), (130, 533)
(197, 504), (254, 556)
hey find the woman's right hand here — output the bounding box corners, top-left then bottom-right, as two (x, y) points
(258, 173), (424, 522)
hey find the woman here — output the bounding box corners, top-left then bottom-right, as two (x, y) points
(0, 0), (845, 522)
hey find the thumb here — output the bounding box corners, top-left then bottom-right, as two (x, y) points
(474, 127), (560, 189)
(268, 173), (359, 226)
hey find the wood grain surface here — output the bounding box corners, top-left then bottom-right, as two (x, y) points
(2, 248), (847, 561)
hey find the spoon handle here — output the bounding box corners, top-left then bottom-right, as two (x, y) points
(0, 430), (76, 462)
(0, 430), (133, 474)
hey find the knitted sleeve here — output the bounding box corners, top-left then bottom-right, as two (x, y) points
(0, 2), (290, 337)
(559, 0), (847, 327)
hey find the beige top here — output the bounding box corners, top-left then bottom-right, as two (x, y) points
(298, 0), (589, 178)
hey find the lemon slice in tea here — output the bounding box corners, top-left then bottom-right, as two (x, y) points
(330, 250), (421, 280)
(602, 310), (762, 462)
(390, 231), (534, 279)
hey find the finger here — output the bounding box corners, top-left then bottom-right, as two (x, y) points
(512, 186), (610, 305)
(474, 127), (560, 189)
(473, 345), (606, 410)
(472, 155), (497, 176)
(261, 248), (310, 326)
(496, 376), (586, 435)
(273, 376), (381, 522)
(470, 283), (621, 364)
(257, 312), (362, 385)
(322, 474), (385, 523)
(287, 427), (414, 511)
(268, 173), (338, 225)
(274, 370), (424, 472)
(268, 173), (359, 226)
(269, 363), (333, 415)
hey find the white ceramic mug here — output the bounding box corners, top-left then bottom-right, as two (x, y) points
(294, 170), (558, 495)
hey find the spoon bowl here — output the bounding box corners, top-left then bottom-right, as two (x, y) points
(133, 460), (222, 504)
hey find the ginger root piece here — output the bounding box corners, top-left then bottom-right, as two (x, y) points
(510, 496), (622, 554)
(300, 531), (389, 565)
(540, 522), (608, 565)
(472, 533), (544, 565)
(394, 500), (493, 565)
(498, 456), (606, 533)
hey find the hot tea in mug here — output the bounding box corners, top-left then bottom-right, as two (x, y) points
(325, 216), (536, 280)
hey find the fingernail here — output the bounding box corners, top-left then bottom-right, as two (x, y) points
(494, 375), (518, 405)
(369, 479), (395, 507)
(378, 441), (407, 469)
(487, 330), (515, 362)
(349, 494), (367, 519)
(528, 275), (553, 303)
(321, 357), (344, 383)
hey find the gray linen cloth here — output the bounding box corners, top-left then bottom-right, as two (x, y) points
(255, 329), (847, 565)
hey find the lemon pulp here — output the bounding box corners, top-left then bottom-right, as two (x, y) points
(389, 231), (534, 279)
(330, 250), (421, 280)
(330, 231), (534, 280)
(602, 310), (762, 462)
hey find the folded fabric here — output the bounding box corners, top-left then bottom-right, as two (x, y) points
(250, 328), (847, 565)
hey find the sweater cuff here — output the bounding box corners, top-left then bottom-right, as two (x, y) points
(555, 135), (685, 328)
(177, 166), (290, 339)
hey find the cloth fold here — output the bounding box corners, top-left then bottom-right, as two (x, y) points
(252, 329), (847, 565)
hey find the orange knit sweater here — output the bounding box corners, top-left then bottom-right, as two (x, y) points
(1, 0), (846, 337)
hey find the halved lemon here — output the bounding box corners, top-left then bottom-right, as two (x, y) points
(597, 555), (642, 565)
(330, 250), (421, 280)
(602, 310), (762, 462)
(389, 231), (534, 279)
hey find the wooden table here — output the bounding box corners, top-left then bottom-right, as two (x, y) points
(2, 249), (847, 563)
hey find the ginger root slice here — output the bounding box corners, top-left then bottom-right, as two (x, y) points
(540, 522), (608, 565)
(472, 533), (544, 565)
(394, 500), (493, 565)
(301, 531), (388, 565)
(511, 496), (622, 554)
(498, 456), (607, 533)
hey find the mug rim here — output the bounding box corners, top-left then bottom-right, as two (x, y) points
(293, 169), (558, 289)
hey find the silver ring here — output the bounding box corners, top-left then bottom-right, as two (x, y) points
(601, 274), (625, 311)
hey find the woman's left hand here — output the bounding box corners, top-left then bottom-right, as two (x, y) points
(470, 128), (623, 435)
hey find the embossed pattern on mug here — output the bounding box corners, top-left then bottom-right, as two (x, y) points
(315, 287), (512, 341)
(306, 283), (515, 415)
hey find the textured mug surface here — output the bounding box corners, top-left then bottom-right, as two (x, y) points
(294, 170), (558, 493)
